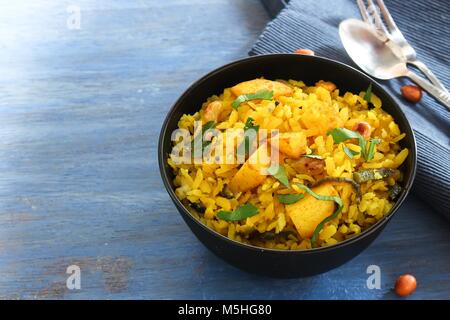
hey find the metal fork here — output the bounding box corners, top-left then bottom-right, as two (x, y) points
(357, 0), (448, 92)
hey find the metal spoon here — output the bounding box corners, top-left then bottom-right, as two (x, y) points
(339, 19), (450, 110)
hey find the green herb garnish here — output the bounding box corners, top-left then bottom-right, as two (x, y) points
(277, 193), (304, 204)
(366, 138), (381, 161)
(192, 121), (216, 152)
(297, 184), (343, 248)
(237, 117), (260, 157)
(217, 203), (259, 221)
(266, 164), (290, 188)
(327, 128), (381, 161)
(232, 90), (273, 109)
(343, 146), (360, 159)
(364, 83), (372, 103)
(243, 117), (259, 131)
(202, 120), (216, 131)
(328, 127), (364, 144)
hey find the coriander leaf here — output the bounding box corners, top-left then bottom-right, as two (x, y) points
(366, 138), (381, 161)
(364, 83), (373, 103)
(232, 89), (274, 109)
(343, 146), (360, 159)
(277, 193), (304, 204)
(297, 184), (343, 248)
(216, 203), (259, 221)
(266, 164), (290, 188)
(303, 154), (323, 159)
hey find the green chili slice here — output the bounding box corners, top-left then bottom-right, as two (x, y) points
(353, 168), (400, 183)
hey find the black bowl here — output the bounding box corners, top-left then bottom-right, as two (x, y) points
(158, 54), (417, 278)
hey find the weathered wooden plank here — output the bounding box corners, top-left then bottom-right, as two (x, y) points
(0, 0), (448, 300)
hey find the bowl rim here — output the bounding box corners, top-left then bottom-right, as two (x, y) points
(158, 53), (417, 254)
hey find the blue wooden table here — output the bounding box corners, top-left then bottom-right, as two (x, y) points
(0, 0), (449, 300)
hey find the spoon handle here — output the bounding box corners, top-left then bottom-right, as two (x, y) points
(406, 71), (450, 111)
(408, 60), (448, 92)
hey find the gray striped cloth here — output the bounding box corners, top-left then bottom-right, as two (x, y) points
(250, 0), (450, 220)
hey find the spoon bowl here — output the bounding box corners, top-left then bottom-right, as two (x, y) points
(339, 19), (450, 109)
(339, 19), (407, 79)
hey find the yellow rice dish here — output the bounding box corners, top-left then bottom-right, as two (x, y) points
(168, 78), (408, 250)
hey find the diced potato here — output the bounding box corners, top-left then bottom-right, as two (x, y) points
(228, 144), (271, 193)
(228, 162), (266, 193)
(285, 183), (337, 239)
(231, 79), (293, 98)
(277, 132), (307, 158)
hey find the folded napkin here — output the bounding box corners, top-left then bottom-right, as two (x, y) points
(250, 0), (450, 220)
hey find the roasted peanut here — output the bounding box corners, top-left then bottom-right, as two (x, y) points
(353, 121), (372, 139)
(294, 48), (315, 56)
(395, 274), (417, 297)
(401, 85), (422, 103)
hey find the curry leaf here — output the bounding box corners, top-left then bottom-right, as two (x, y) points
(277, 193), (304, 204)
(266, 164), (290, 188)
(232, 90), (274, 109)
(296, 184), (343, 248)
(217, 203), (259, 221)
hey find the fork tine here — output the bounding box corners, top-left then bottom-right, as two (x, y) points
(367, 0), (390, 35)
(375, 0), (399, 33)
(356, 0), (370, 23)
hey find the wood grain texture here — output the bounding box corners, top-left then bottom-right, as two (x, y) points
(0, 0), (448, 300)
